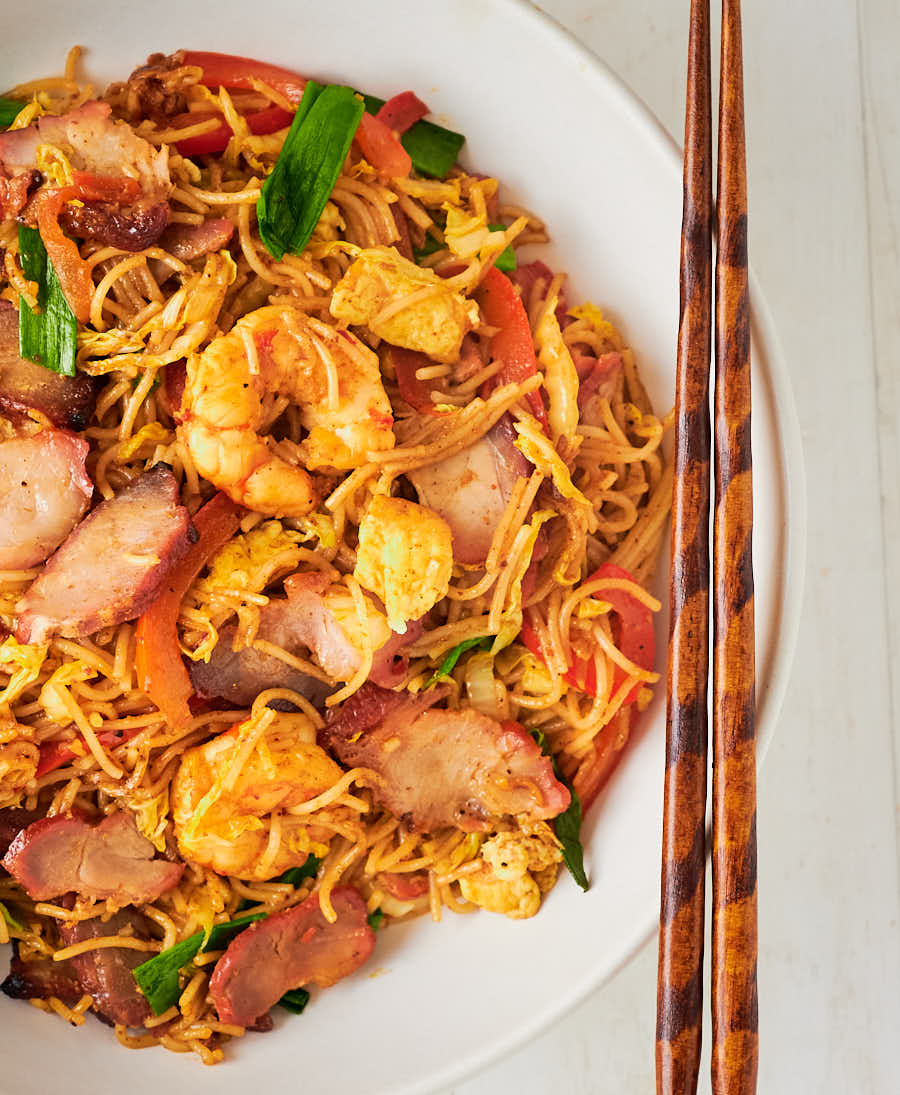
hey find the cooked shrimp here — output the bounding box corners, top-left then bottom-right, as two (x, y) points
(171, 709), (344, 879)
(178, 304), (395, 517)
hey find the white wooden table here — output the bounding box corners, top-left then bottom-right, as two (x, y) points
(444, 2), (900, 1092)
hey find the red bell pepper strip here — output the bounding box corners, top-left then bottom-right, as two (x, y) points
(70, 172), (141, 204)
(572, 705), (634, 813)
(385, 345), (443, 416)
(31, 174), (147, 323)
(520, 562), (654, 703)
(179, 50), (411, 178)
(180, 51), (307, 103)
(36, 725), (145, 778)
(32, 190), (94, 323)
(474, 266), (549, 431)
(135, 492), (243, 729)
(355, 111), (411, 177)
(174, 104), (294, 157)
(376, 91), (428, 135)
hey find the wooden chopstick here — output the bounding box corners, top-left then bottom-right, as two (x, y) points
(655, 0), (713, 1092)
(658, 1), (757, 1092)
(712, 0), (758, 1092)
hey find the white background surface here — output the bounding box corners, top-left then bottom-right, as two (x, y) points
(444, 1), (900, 1093)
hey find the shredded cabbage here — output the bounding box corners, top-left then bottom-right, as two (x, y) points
(38, 661), (94, 724)
(0, 638), (49, 705)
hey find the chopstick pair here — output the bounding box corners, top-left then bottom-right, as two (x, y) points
(655, 2), (757, 1094)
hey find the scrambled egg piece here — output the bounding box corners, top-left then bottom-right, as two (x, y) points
(194, 520), (304, 599)
(567, 302), (623, 351)
(0, 732), (38, 810)
(459, 824), (562, 920)
(353, 495), (453, 633)
(172, 709), (341, 879)
(330, 246), (479, 364)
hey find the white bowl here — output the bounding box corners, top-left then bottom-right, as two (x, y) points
(0, 2), (805, 1092)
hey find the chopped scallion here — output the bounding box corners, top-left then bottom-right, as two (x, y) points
(278, 987), (311, 1014)
(366, 908), (384, 931)
(530, 729), (589, 890)
(135, 853), (323, 1013)
(362, 94), (464, 179)
(0, 901), (24, 932)
(0, 97), (25, 129)
(426, 635), (493, 687)
(257, 81), (364, 261)
(553, 783), (588, 891)
(489, 224), (517, 273)
(132, 912), (265, 1015)
(17, 225), (77, 377)
(275, 854), (321, 887)
(413, 233), (444, 264)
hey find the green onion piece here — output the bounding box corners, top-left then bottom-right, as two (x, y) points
(530, 729), (589, 891)
(529, 728), (547, 752)
(362, 94), (465, 179)
(401, 118), (465, 180)
(0, 901), (24, 932)
(0, 96), (25, 129)
(426, 635), (493, 687)
(413, 233), (443, 264)
(275, 854), (320, 887)
(489, 224), (517, 273)
(366, 908), (384, 931)
(553, 784), (588, 891)
(17, 225), (77, 377)
(278, 987), (311, 1014)
(257, 82), (364, 261)
(133, 912), (264, 1015)
(413, 227), (514, 270)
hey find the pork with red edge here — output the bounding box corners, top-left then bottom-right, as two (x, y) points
(378, 870), (429, 901)
(389, 206), (413, 261)
(321, 683), (570, 832)
(407, 413), (531, 565)
(1, 810), (183, 904)
(1, 913), (157, 1028)
(58, 909), (155, 1027)
(0, 805), (42, 858)
(189, 573), (421, 705)
(188, 616), (333, 709)
(16, 462), (195, 645)
(369, 614), (425, 688)
(0, 101), (170, 201)
(280, 572), (362, 681)
(1, 941), (82, 1007)
(105, 52), (193, 123)
(209, 886), (375, 1028)
(283, 571), (424, 687)
(57, 198), (170, 252)
(575, 351), (624, 425)
(158, 217), (234, 262)
(0, 168), (40, 220)
(0, 429), (93, 570)
(0, 300), (97, 430)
